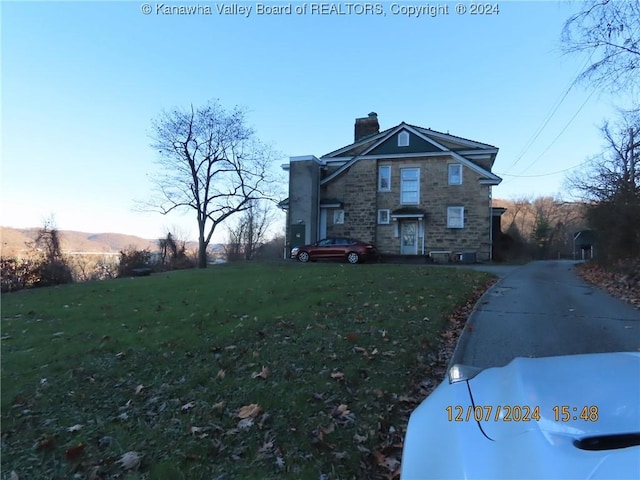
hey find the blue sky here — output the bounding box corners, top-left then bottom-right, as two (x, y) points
(1, 1), (632, 243)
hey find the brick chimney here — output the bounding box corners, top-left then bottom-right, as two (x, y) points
(354, 112), (379, 142)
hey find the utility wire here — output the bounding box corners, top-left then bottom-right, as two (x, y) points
(501, 53), (593, 175)
(513, 86), (598, 176)
(497, 158), (592, 178)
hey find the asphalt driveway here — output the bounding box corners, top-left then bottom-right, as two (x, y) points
(451, 260), (640, 369)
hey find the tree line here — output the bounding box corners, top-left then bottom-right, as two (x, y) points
(562, 0), (639, 265)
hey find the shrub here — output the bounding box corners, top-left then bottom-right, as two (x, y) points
(1, 257), (39, 293)
(118, 247), (152, 277)
(34, 259), (73, 287)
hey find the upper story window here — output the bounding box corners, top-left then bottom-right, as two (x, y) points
(398, 131), (410, 147)
(378, 166), (391, 191)
(333, 209), (345, 225)
(447, 206), (464, 228)
(401, 168), (419, 204)
(448, 164), (462, 185)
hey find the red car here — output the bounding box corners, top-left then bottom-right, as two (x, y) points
(291, 237), (378, 264)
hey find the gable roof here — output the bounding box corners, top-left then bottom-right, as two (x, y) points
(320, 122), (502, 186)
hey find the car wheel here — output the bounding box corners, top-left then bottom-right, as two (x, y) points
(297, 251), (310, 263)
(347, 252), (360, 264)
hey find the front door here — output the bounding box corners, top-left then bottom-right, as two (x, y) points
(401, 221), (418, 255)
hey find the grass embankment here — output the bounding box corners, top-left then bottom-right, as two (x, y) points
(1, 262), (492, 479)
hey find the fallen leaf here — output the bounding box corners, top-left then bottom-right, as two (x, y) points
(382, 456), (401, 472)
(354, 432), (368, 443)
(34, 437), (55, 450)
(212, 401), (226, 410)
(65, 443), (85, 460)
(251, 365), (270, 379)
(331, 404), (350, 418)
(330, 371), (345, 381)
(322, 422), (336, 435)
(67, 424), (83, 433)
(135, 384), (144, 395)
(181, 401), (196, 411)
(238, 403), (262, 419)
(116, 451), (141, 470)
(237, 417), (254, 429)
(216, 369), (226, 380)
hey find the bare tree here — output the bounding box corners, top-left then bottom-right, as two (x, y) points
(497, 196), (587, 259)
(566, 110), (640, 261)
(562, 0), (640, 95)
(224, 199), (275, 261)
(568, 111), (640, 202)
(145, 100), (277, 268)
(31, 217), (73, 286)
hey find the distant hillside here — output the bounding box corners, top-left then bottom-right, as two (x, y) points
(1, 227), (159, 257)
(1, 226), (225, 258)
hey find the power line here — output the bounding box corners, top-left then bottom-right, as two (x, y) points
(496, 158), (592, 178)
(513, 86), (598, 176)
(501, 53), (593, 175)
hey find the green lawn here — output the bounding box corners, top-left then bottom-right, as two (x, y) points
(1, 262), (492, 479)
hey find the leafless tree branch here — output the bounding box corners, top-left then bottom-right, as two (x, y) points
(142, 100), (280, 268)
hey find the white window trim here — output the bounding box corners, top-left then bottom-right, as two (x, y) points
(400, 167), (420, 205)
(448, 164), (462, 185)
(447, 206), (464, 229)
(378, 165), (391, 191)
(333, 209), (345, 225)
(378, 209), (390, 224)
(398, 131), (410, 147)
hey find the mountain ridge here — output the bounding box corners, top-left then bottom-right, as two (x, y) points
(1, 226), (166, 257)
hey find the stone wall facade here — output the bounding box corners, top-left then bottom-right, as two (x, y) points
(322, 159), (378, 244)
(320, 156), (493, 261)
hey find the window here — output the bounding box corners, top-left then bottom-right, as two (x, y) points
(378, 166), (391, 191)
(398, 131), (410, 147)
(447, 206), (464, 228)
(448, 164), (462, 185)
(401, 168), (419, 204)
(333, 209), (345, 225)
(378, 209), (390, 224)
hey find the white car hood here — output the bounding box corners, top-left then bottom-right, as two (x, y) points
(401, 352), (640, 480)
(469, 352), (640, 441)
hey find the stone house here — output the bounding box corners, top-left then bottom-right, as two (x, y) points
(282, 113), (503, 262)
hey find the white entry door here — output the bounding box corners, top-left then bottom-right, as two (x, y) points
(401, 221), (418, 255)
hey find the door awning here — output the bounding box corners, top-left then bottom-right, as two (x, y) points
(391, 207), (426, 219)
(320, 199), (343, 208)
